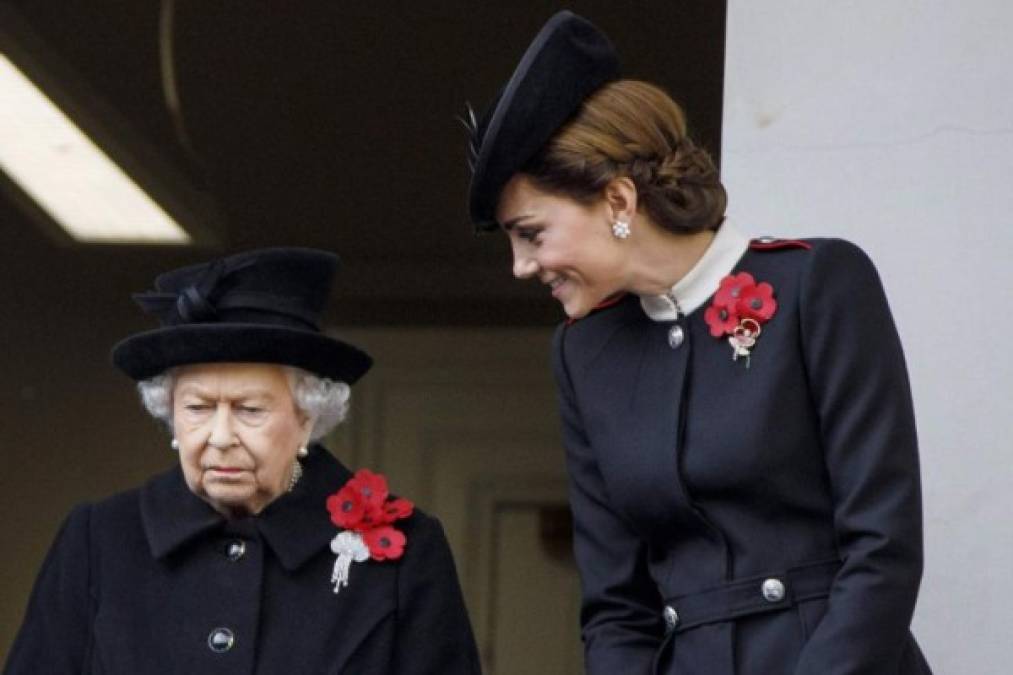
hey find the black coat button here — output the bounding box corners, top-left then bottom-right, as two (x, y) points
(225, 540), (246, 561)
(208, 627), (235, 653)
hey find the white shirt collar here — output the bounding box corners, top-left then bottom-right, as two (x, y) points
(638, 220), (750, 321)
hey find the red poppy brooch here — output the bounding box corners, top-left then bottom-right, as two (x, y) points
(704, 272), (777, 367)
(325, 469), (414, 593)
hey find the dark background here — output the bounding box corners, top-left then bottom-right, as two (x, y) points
(0, 0), (725, 658)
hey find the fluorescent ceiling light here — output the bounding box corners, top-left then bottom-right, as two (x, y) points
(0, 53), (191, 244)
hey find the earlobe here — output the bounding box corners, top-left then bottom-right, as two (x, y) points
(300, 416), (316, 448)
(296, 429), (312, 459)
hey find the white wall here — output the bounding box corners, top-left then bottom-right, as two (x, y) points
(722, 2), (1013, 671)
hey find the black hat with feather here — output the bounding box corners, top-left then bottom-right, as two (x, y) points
(111, 247), (372, 383)
(464, 10), (621, 231)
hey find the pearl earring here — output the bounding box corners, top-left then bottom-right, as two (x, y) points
(171, 438), (180, 451)
(297, 446), (309, 458)
(612, 219), (631, 239)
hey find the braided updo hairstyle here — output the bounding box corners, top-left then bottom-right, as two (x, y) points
(522, 80), (727, 233)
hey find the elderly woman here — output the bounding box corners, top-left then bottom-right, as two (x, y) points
(462, 11), (931, 675)
(4, 248), (480, 674)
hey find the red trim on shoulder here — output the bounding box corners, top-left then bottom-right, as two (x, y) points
(565, 293), (629, 325)
(749, 238), (812, 251)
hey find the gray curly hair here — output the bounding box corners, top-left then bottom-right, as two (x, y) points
(137, 366), (351, 441)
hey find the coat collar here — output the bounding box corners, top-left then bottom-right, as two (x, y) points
(639, 220), (750, 321)
(140, 445), (352, 571)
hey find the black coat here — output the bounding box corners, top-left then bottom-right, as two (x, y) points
(4, 446), (481, 674)
(554, 237), (931, 675)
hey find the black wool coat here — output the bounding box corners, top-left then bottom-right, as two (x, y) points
(4, 446), (481, 674)
(554, 237), (931, 675)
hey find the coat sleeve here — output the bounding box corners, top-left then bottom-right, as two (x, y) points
(392, 512), (482, 675)
(4, 504), (95, 675)
(552, 325), (664, 675)
(794, 240), (925, 674)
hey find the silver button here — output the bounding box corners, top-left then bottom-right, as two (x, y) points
(761, 578), (786, 603)
(663, 605), (679, 632)
(225, 540), (246, 562)
(667, 325), (685, 349)
(208, 627), (235, 653)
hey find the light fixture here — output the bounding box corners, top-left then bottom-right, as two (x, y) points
(0, 5), (216, 246)
(0, 54), (190, 244)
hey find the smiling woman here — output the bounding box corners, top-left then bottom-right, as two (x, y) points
(499, 172), (716, 319)
(463, 11), (931, 675)
(3, 248), (480, 674)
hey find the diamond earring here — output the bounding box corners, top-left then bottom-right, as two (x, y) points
(612, 220), (631, 239)
(171, 438), (180, 451)
(297, 446), (309, 458)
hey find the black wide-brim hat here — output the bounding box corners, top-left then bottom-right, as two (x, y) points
(466, 10), (620, 231)
(112, 247), (372, 383)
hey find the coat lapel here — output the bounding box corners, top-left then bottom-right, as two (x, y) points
(256, 446), (352, 571)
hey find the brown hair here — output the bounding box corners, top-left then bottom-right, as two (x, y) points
(522, 80), (727, 233)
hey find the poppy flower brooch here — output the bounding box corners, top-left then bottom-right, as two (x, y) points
(703, 271), (778, 368)
(325, 469), (413, 593)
